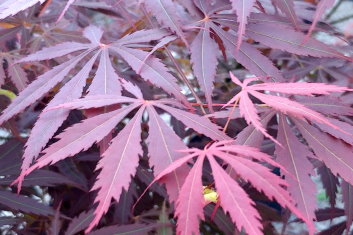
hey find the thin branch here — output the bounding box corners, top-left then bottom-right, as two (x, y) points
(330, 14), (353, 24)
(140, 5), (207, 114)
(325, 0), (344, 20)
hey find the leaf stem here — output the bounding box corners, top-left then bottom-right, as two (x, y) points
(223, 97), (240, 133)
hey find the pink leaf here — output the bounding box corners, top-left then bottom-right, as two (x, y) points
(230, 0), (257, 51)
(17, 103), (140, 185)
(87, 107), (144, 232)
(208, 155), (263, 235)
(146, 105), (189, 202)
(250, 91), (342, 131)
(175, 154), (205, 235)
(252, 82), (350, 95)
(88, 49), (121, 95)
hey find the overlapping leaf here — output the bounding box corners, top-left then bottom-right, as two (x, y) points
(153, 141), (310, 234)
(14, 91), (228, 232)
(225, 72), (350, 141)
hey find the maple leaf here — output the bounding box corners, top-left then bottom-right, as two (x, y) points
(13, 89), (229, 232)
(225, 72), (350, 142)
(188, 2), (284, 110)
(152, 140), (311, 235)
(0, 25), (185, 186)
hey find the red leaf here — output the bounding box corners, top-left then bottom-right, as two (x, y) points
(175, 154), (205, 235)
(208, 155), (262, 235)
(87, 107), (144, 232)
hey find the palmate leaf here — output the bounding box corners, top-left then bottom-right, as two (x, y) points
(225, 72), (350, 141)
(187, 2), (284, 109)
(0, 25), (174, 126)
(15, 93), (228, 232)
(0, 25), (184, 186)
(153, 141), (310, 235)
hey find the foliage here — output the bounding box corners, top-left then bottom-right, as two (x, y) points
(0, 0), (353, 234)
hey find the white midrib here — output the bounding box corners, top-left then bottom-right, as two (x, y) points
(97, 107), (144, 221)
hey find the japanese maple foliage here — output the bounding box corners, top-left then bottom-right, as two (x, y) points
(1, 0), (353, 234)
